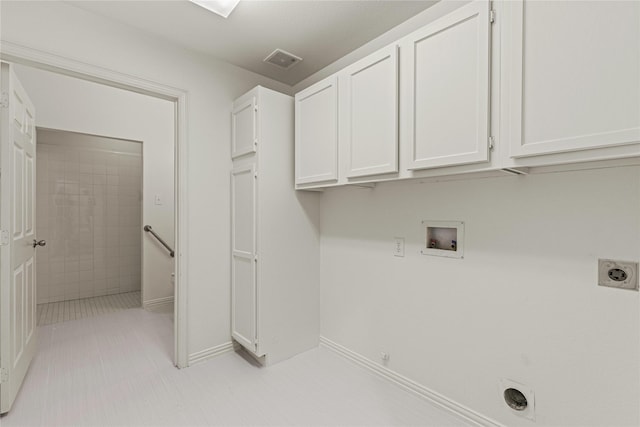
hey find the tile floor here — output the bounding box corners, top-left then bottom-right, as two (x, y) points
(4, 307), (470, 426)
(37, 291), (141, 325)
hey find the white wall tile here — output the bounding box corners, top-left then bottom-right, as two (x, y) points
(36, 140), (142, 302)
(79, 173), (92, 185)
(65, 260), (79, 273)
(79, 259), (93, 271)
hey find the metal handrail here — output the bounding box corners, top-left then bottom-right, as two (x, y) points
(144, 225), (175, 258)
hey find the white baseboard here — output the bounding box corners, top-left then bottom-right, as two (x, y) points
(319, 336), (503, 427)
(143, 296), (174, 311)
(188, 341), (234, 366)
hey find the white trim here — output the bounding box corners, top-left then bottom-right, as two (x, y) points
(188, 341), (234, 366)
(0, 41), (181, 100)
(143, 296), (174, 311)
(0, 40), (189, 369)
(319, 336), (504, 427)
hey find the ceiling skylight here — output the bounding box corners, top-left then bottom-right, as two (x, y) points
(190, 0), (241, 18)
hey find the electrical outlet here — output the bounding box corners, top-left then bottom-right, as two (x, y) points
(598, 259), (638, 291)
(393, 237), (404, 257)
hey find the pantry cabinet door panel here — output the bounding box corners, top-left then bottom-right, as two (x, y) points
(232, 97), (257, 159)
(230, 165), (257, 352)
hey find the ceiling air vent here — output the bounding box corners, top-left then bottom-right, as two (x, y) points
(264, 49), (302, 70)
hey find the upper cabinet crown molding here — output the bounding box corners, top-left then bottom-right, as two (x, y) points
(504, 0), (640, 158)
(402, 0), (492, 171)
(295, 76), (339, 186)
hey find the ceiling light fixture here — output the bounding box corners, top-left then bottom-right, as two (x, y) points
(190, 0), (241, 18)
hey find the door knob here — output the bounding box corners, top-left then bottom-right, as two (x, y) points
(32, 239), (46, 248)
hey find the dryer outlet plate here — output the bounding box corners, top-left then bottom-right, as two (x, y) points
(598, 259), (638, 291)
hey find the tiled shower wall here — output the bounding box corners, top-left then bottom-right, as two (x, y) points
(35, 131), (142, 304)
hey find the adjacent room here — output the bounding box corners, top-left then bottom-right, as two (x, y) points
(35, 128), (144, 325)
(0, 1), (638, 426)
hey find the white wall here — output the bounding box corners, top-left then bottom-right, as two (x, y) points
(320, 166), (639, 426)
(1, 0), (292, 359)
(36, 130), (142, 303)
(14, 65), (175, 308)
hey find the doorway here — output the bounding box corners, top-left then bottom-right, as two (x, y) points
(0, 47), (188, 369)
(13, 61), (178, 337)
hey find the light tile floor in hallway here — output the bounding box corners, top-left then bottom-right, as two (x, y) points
(3, 307), (470, 426)
(37, 291), (141, 325)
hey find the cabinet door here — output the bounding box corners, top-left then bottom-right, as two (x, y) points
(341, 45), (399, 178)
(231, 96), (257, 159)
(505, 0), (640, 158)
(295, 76), (338, 185)
(404, 0), (491, 170)
(230, 165), (257, 353)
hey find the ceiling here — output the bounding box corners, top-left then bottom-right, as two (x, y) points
(67, 0), (438, 86)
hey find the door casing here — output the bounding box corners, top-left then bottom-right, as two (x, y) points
(0, 41), (189, 369)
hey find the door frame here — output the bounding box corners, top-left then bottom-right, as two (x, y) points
(0, 41), (189, 368)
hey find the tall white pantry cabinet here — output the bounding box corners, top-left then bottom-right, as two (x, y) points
(230, 86), (320, 365)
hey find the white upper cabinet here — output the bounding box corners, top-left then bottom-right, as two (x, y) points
(504, 0), (640, 158)
(231, 96), (257, 159)
(293, 0), (639, 189)
(403, 0), (491, 171)
(340, 45), (399, 178)
(295, 76), (339, 185)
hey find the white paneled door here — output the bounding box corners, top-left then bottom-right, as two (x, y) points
(0, 62), (38, 414)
